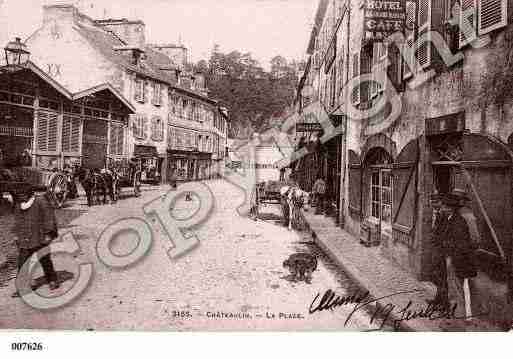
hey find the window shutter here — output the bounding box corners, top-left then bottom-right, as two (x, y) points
(418, 0), (431, 68)
(371, 43), (379, 98)
(459, 0), (477, 48)
(352, 52), (360, 104)
(392, 140), (419, 245)
(109, 123), (124, 155)
(403, 1), (416, 79)
(478, 0), (507, 35)
(348, 151), (362, 218)
(142, 80), (147, 103)
(37, 111), (59, 153)
(62, 115), (81, 154)
(142, 115), (148, 139)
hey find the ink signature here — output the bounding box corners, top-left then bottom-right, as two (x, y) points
(309, 289), (489, 330)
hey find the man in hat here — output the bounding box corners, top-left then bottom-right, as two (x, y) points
(440, 189), (479, 319)
(11, 186), (59, 298)
(427, 192), (450, 308)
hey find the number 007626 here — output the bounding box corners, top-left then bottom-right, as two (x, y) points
(11, 342), (44, 351)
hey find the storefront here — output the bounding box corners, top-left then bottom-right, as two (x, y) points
(167, 149), (212, 182)
(134, 145), (163, 184)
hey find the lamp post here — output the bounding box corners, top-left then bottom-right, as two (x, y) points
(2, 37), (30, 71)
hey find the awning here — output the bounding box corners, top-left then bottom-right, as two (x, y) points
(134, 145), (159, 158)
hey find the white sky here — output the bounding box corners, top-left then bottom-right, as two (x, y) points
(0, 0), (317, 68)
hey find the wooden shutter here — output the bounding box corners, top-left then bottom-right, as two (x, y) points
(392, 140), (419, 246)
(109, 123), (124, 155)
(371, 43), (379, 99)
(478, 0), (507, 35)
(36, 111), (59, 153)
(459, 0), (477, 48)
(418, 0), (432, 68)
(352, 53), (360, 104)
(62, 115), (81, 154)
(348, 150), (362, 218)
(403, 1), (416, 79)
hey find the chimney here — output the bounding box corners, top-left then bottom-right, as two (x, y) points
(95, 18), (146, 49)
(43, 4), (78, 26)
(151, 44), (188, 70)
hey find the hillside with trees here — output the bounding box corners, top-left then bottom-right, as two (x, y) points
(195, 46), (304, 138)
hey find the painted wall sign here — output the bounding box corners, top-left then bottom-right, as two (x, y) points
(46, 63), (62, 77)
(364, 0), (406, 41)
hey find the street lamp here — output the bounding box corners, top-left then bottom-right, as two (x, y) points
(4, 37), (30, 68)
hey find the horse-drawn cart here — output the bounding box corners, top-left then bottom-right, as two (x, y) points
(107, 157), (142, 201)
(0, 166), (70, 208)
(250, 180), (286, 219)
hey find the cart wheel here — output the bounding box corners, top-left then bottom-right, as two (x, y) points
(134, 172), (141, 197)
(49, 174), (68, 209)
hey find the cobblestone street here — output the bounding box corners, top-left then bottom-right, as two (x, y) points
(0, 180), (384, 331)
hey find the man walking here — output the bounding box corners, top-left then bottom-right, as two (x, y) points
(440, 189), (478, 319)
(12, 186), (60, 298)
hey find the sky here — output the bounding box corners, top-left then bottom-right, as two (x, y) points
(0, 0), (317, 68)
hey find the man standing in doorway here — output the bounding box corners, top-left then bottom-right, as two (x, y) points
(428, 193), (449, 308)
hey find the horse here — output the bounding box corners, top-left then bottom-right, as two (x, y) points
(76, 167), (116, 206)
(280, 185), (309, 231)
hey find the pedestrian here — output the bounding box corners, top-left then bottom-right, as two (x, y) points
(439, 189), (479, 320)
(11, 186), (60, 298)
(312, 175), (326, 215)
(427, 193), (449, 308)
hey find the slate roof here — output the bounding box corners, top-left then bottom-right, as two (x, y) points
(73, 22), (220, 105)
(74, 24), (172, 84)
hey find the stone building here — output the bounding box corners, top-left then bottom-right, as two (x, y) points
(295, 0), (513, 327)
(24, 3), (227, 183)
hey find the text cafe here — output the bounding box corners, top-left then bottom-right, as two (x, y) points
(364, 0), (406, 41)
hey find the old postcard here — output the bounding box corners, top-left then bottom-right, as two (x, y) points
(0, 0), (513, 336)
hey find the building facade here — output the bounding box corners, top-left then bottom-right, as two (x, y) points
(295, 0), (513, 326)
(0, 62), (133, 175)
(25, 4), (228, 183)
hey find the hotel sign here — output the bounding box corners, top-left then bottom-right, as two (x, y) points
(296, 122), (323, 132)
(364, 0), (406, 41)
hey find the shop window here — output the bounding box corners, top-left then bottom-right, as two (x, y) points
(370, 169), (393, 227)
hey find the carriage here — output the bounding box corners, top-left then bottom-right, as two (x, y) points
(107, 157), (142, 201)
(250, 180), (287, 219)
(0, 157), (71, 209)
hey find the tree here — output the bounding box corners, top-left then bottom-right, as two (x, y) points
(197, 47), (301, 138)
